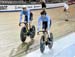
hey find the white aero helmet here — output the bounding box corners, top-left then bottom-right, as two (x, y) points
(22, 5), (27, 9)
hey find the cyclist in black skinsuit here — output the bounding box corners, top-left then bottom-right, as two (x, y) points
(41, 1), (46, 8)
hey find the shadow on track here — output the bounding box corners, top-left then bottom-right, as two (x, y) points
(9, 39), (34, 57)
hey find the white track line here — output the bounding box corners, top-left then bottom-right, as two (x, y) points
(23, 32), (75, 57)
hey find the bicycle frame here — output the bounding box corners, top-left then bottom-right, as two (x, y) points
(39, 30), (48, 41)
(21, 22), (29, 32)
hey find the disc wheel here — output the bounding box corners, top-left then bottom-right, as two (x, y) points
(30, 25), (35, 38)
(48, 32), (53, 49)
(40, 36), (45, 53)
(20, 27), (27, 43)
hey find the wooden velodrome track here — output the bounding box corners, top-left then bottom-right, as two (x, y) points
(0, 4), (75, 57)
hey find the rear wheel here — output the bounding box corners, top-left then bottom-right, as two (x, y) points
(40, 36), (45, 53)
(20, 27), (27, 43)
(48, 32), (53, 49)
(30, 25), (35, 38)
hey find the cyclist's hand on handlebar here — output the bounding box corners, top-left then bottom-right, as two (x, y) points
(19, 23), (21, 26)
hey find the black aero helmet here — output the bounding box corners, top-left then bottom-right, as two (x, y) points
(41, 10), (46, 15)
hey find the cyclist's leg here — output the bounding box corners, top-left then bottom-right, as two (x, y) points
(64, 8), (69, 21)
(42, 21), (46, 31)
(48, 20), (52, 37)
(29, 22), (32, 31)
(50, 19), (52, 27)
(42, 21), (47, 41)
(29, 13), (33, 31)
(30, 12), (33, 21)
(30, 12), (33, 28)
(25, 15), (28, 31)
(25, 15), (32, 31)
(29, 16), (32, 29)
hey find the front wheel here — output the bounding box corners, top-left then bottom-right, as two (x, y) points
(48, 32), (53, 49)
(20, 27), (27, 43)
(40, 36), (45, 53)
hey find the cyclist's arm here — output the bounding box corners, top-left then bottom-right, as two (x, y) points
(47, 16), (50, 31)
(37, 16), (41, 32)
(47, 16), (51, 37)
(19, 11), (23, 23)
(28, 9), (30, 23)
